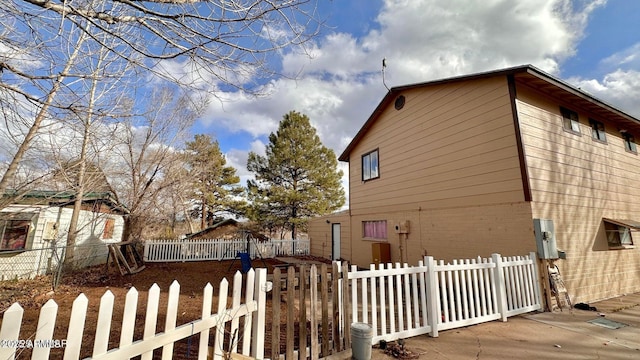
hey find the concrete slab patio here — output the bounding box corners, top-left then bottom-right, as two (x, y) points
(371, 293), (640, 359)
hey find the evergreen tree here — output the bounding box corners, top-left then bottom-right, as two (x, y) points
(185, 134), (245, 229)
(247, 111), (345, 239)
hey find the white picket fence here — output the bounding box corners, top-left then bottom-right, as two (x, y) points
(0, 268), (267, 360)
(143, 238), (310, 262)
(346, 252), (542, 343)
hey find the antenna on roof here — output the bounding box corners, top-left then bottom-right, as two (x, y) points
(382, 58), (390, 91)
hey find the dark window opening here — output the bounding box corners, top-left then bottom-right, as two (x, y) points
(560, 107), (580, 134)
(0, 220), (30, 251)
(589, 119), (607, 143)
(622, 132), (637, 154)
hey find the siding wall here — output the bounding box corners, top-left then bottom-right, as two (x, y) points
(344, 76), (533, 267)
(517, 84), (640, 302)
(348, 203), (534, 267)
(348, 76), (525, 216)
(308, 211), (351, 260)
(0, 205), (124, 279)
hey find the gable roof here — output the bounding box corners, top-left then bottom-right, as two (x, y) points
(184, 218), (239, 239)
(339, 64), (640, 161)
(3, 190), (129, 214)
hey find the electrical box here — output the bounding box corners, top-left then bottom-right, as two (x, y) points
(372, 242), (391, 265)
(395, 220), (410, 234)
(533, 218), (558, 259)
(43, 221), (57, 240)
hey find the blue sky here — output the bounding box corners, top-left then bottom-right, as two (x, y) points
(191, 0), (640, 189)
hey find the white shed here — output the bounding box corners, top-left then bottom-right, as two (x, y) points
(0, 191), (126, 280)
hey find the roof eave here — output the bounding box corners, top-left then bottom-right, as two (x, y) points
(338, 65), (533, 162)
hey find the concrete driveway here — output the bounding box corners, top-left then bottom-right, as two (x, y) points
(371, 293), (640, 359)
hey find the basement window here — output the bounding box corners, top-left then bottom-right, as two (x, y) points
(603, 219), (638, 249)
(560, 107), (581, 135)
(362, 149), (380, 181)
(589, 119), (607, 143)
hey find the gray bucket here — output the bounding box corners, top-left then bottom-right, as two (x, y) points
(351, 322), (373, 360)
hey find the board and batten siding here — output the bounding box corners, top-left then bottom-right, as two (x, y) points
(344, 76), (535, 267)
(516, 85), (640, 303)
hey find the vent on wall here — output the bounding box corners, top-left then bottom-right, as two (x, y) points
(394, 95), (405, 110)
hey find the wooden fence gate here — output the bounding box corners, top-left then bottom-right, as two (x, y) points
(270, 252), (542, 359)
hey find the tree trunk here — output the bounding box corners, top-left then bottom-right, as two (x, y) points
(0, 29), (86, 195)
(64, 50), (103, 267)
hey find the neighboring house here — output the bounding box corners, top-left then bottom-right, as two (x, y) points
(185, 219), (268, 241)
(308, 65), (640, 304)
(0, 191), (127, 280)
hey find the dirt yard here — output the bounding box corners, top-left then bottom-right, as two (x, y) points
(0, 257), (329, 359)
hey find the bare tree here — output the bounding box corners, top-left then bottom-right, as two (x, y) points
(108, 86), (200, 243)
(0, 0), (320, 194)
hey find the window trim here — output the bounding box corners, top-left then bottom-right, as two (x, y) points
(362, 220), (387, 240)
(622, 132), (637, 154)
(560, 107), (581, 135)
(588, 118), (607, 143)
(0, 219), (31, 252)
(361, 149), (380, 181)
(603, 219), (637, 249)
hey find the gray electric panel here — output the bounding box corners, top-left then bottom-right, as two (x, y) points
(533, 218), (558, 259)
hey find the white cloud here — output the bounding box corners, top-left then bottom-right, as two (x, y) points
(601, 43), (640, 69)
(568, 69), (640, 117)
(200, 0), (610, 206)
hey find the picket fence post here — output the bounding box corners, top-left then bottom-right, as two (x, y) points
(0, 303), (23, 360)
(491, 253), (508, 322)
(251, 267), (267, 360)
(424, 256), (439, 337)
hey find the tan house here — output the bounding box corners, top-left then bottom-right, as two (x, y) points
(308, 64), (640, 304)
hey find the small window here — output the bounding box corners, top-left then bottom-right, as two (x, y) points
(604, 220), (635, 248)
(103, 218), (115, 239)
(0, 219), (30, 251)
(622, 132), (637, 154)
(363, 220), (387, 239)
(362, 149), (379, 181)
(589, 119), (606, 143)
(560, 107), (580, 134)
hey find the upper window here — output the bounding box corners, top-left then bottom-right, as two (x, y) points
(363, 220), (387, 240)
(603, 219), (637, 248)
(560, 107), (580, 134)
(589, 119), (606, 143)
(622, 132), (637, 154)
(362, 149), (379, 181)
(0, 219), (30, 251)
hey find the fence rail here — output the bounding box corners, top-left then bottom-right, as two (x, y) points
(0, 243), (113, 282)
(347, 252), (542, 342)
(143, 238), (310, 262)
(1, 252), (541, 360)
(0, 268), (267, 360)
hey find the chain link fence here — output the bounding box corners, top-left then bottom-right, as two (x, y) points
(0, 242), (113, 288)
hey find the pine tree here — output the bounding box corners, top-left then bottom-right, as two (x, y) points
(185, 134), (245, 229)
(247, 111), (345, 239)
